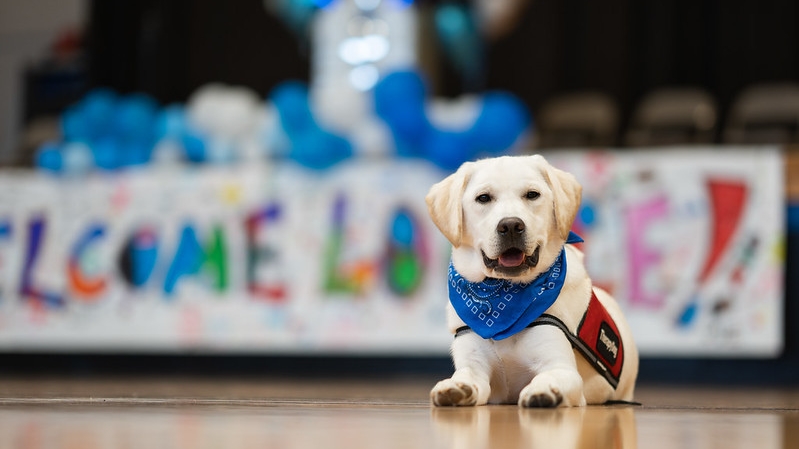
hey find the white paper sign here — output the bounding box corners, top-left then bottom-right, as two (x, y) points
(0, 148), (785, 356)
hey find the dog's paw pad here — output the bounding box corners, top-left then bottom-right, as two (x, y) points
(519, 388), (563, 408)
(431, 381), (477, 406)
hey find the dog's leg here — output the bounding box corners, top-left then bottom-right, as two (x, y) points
(431, 334), (495, 406)
(517, 326), (586, 408)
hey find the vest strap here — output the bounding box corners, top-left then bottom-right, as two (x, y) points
(453, 289), (624, 390)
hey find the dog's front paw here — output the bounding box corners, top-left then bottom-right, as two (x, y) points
(518, 385), (563, 408)
(430, 379), (479, 406)
(518, 371), (585, 408)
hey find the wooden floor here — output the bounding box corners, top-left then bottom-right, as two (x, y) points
(0, 377), (797, 449)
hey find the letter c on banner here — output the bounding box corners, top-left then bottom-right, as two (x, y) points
(68, 224), (108, 300)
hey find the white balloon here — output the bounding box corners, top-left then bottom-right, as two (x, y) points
(151, 138), (185, 165)
(61, 141), (94, 175)
(187, 83), (263, 139)
(427, 95), (483, 131)
(349, 116), (393, 158)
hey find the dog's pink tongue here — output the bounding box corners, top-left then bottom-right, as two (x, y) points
(499, 249), (525, 268)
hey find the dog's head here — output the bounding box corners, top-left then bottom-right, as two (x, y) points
(426, 155), (582, 283)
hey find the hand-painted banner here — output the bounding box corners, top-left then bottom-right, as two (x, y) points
(0, 161), (453, 353)
(546, 147), (784, 357)
(0, 147), (785, 356)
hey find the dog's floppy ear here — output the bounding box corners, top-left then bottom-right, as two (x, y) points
(537, 156), (583, 241)
(425, 162), (475, 247)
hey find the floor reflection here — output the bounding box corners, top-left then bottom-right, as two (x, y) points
(431, 405), (796, 449)
(0, 402), (794, 449)
(635, 410), (789, 449)
(431, 405), (637, 449)
(0, 405), (438, 449)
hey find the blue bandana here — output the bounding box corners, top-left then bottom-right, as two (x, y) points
(448, 232), (584, 340)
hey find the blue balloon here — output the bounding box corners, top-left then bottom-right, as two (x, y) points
(182, 132), (207, 163)
(82, 88), (117, 139)
(113, 94), (158, 145)
(61, 105), (89, 142)
(290, 128), (352, 170)
(374, 69), (529, 168)
(374, 71), (430, 151)
(155, 104), (187, 140)
(92, 137), (120, 170)
(270, 80), (316, 134)
(424, 129), (472, 172)
(35, 142), (63, 173)
(119, 141), (152, 167)
(470, 91), (530, 154)
(270, 80), (353, 170)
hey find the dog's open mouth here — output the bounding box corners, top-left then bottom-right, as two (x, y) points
(482, 246), (540, 271)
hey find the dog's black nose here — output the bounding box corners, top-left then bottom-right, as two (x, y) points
(497, 217), (525, 236)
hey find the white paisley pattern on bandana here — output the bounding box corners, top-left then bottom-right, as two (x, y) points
(448, 232), (583, 340)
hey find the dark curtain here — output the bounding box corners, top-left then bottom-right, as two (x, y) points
(87, 0), (799, 124)
(87, 0), (310, 103)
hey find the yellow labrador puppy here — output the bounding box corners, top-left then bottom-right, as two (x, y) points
(426, 155), (638, 407)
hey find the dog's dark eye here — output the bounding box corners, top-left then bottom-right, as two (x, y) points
(476, 193), (492, 204)
(526, 191), (540, 200)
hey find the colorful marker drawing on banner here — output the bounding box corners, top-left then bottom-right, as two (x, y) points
(545, 148), (783, 356)
(0, 152), (784, 356)
(677, 179), (748, 328)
